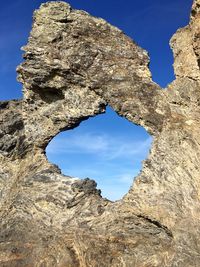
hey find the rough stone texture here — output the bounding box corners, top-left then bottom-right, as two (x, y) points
(0, 1), (200, 266)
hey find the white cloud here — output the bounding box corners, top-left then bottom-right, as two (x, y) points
(46, 130), (152, 201)
(105, 136), (152, 160)
(47, 132), (152, 161)
(47, 132), (108, 153)
(117, 173), (135, 184)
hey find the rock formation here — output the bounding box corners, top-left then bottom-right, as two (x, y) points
(0, 0), (200, 266)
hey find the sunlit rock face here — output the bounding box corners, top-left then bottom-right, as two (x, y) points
(0, 0), (200, 266)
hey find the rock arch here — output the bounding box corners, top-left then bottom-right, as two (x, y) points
(0, 1), (200, 266)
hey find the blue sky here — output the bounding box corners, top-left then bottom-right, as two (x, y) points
(47, 106), (152, 200)
(0, 0), (192, 200)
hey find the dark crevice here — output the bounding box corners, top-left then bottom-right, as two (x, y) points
(137, 214), (173, 238)
(0, 101), (9, 110)
(32, 86), (65, 103)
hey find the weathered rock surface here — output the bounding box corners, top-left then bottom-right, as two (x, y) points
(0, 1), (200, 266)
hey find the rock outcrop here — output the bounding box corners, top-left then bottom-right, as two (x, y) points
(0, 1), (200, 266)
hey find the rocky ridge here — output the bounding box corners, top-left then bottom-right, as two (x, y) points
(0, 1), (200, 266)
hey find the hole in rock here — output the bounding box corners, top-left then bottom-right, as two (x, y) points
(46, 106), (152, 201)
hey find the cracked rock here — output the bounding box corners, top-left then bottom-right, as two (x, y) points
(0, 1), (200, 266)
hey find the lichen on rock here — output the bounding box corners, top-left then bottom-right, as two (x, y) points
(0, 1), (200, 266)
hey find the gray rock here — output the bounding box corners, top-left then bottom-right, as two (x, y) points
(0, 1), (200, 266)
